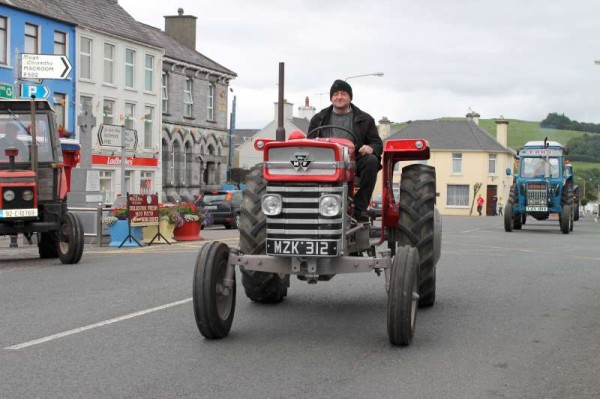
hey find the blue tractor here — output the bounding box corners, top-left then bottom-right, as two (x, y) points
(504, 139), (574, 234)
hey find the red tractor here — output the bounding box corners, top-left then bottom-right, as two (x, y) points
(0, 99), (84, 264)
(193, 127), (441, 346)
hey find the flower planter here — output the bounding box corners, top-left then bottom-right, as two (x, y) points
(142, 219), (175, 244)
(173, 220), (203, 241)
(108, 219), (144, 247)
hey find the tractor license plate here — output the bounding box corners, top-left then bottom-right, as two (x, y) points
(526, 206), (547, 212)
(204, 205), (218, 211)
(266, 239), (337, 256)
(0, 208), (38, 218)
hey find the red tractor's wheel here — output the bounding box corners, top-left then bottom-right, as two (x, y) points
(396, 164), (438, 308)
(193, 241), (235, 339)
(58, 212), (84, 264)
(387, 245), (420, 346)
(38, 232), (59, 258)
(239, 166), (289, 303)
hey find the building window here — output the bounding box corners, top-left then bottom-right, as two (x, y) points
(488, 154), (497, 175)
(207, 83), (215, 121)
(103, 99), (114, 125)
(140, 171), (153, 194)
(447, 184), (469, 207)
(24, 23), (39, 54)
(124, 103), (135, 130)
(144, 54), (154, 91)
(452, 153), (462, 174)
(0, 17), (7, 65)
(144, 106), (153, 150)
(125, 49), (135, 88)
(80, 37), (92, 80)
(54, 31), (66, 55)
(100, 170), (114, 203)
(103, 43), (115, 84)
(124, 170), (133, 194)
(161, 72), (168, 113)
(183, 78), (193, 117)
(53, 93), (66, 133)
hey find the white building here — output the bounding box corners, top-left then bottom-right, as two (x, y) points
(73, 1), (164, 203)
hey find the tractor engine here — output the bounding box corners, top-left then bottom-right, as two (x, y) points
(255, 132), (359, 257)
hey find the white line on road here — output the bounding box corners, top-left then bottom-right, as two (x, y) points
(4, 298), (192, 350)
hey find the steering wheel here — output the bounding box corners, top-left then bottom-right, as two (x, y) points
(307, 124), (360, 144)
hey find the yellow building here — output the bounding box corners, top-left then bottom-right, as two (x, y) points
(382, 116), (514, 216)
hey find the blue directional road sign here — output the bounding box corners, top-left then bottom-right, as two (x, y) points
(21, 83), (50, 99)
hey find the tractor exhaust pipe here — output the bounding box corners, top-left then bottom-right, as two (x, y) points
(276, 62), (285, 142)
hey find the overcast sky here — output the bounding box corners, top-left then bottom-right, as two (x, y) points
(121, 0), (600, 129)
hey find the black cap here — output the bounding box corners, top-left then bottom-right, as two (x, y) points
(330, 79), (353, 100)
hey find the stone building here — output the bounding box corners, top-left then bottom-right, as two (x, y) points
(141, 9), (236, 203)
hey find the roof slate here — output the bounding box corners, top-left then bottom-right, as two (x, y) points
(388, 120), (512, 153)
(1, 0), (162, 48)
(139, 23), (236, 76)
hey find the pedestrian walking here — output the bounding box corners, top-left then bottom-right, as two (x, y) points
(498, 197), (503, 216)
(491, 195), (498, 216)
(476, 194), (485, 216)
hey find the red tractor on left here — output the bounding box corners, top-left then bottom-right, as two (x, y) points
(0, 99), (84, 264)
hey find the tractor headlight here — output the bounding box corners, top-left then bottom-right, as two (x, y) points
(22, 190), (34, 201)
(262, 194), (282, 216)
(3, 190), (15, 202)
(319, 195), (341, 217)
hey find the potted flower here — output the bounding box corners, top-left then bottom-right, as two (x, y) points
(173, 201), (204, 241)
(104, 206), (144, 247)
(142, 203), (181, 244)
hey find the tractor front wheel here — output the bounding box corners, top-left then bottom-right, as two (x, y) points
(560, 205), (571, 234)
(58, 213), (84, 264)
(193, 241), (236, 339)
(239, 166), (289, 303)
(387, 245), (420, 346)
(504, 202), (514, 232)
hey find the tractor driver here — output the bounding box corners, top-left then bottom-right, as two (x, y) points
(308, 79), (383, 221)
(0, 122), (28, 161)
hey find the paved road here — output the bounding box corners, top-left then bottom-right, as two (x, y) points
(1, 216), (599, 398)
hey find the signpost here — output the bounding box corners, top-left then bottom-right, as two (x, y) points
(21, 54), (72, 79)
(21, 83), (49, 99)
(98, 124), (138, 152)
(0, 82), (14, 99)
(126, 193), (168, 246)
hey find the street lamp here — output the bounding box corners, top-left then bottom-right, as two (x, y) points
(344, 72), (384, 81)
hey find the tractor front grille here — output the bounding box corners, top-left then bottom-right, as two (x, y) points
(527, 181), (548, 206)
(266, 183), (345, 240)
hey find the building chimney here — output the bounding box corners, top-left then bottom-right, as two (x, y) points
(495, 115), (509, 147)
(466, 108), (480, 126)
(274, 100), (294, 122)
(378, 116), (391, 140)
(164, 8), (197, 50)
(297, 96), (316, 120)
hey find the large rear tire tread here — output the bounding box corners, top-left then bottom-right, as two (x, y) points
(396, 164), (437, 308)
(239, 166), (289, 304)
(193, 242), (235, 339)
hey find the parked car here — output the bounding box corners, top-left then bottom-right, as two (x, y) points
(367, 189), (399, 219)
(196, 190), (243, 229)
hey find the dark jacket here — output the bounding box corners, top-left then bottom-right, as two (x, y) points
(308, 104), (383, 160)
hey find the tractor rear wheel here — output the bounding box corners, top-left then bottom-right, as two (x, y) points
(58, 212), (84, 264)
(38, 232), (59, 258)
(387, 245), (420, 346)
(504, 203), (514, 232)
(193, 241), (235, 339)
(396, 164), (438, 308)
(239, 166), (289, 303)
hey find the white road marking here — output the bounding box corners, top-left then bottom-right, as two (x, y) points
(4, 298), (192, 350)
